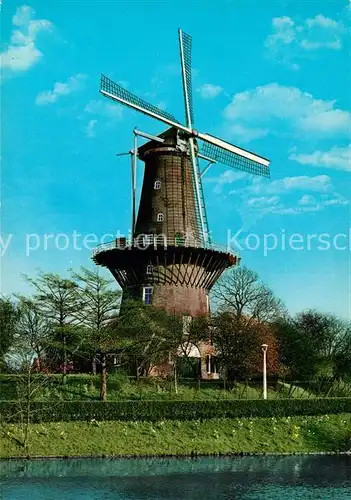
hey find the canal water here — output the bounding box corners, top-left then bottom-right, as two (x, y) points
(1, 455), (350, 499)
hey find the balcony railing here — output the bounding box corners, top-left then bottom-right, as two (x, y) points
(92, 235), (238, 258)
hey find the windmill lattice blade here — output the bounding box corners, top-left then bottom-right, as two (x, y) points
(100, 74), (181, 125)
(201, 141), (270, 178)
(179, 30), (195, 127)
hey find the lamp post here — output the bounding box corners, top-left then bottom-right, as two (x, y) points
(262, 344), (268, 400)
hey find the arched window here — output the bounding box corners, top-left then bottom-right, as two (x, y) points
(206, 355), (211, 374)
(146, 264), (153, 275)
(175, 232), (185, 246)
(206, 355), (217, 374)
(154, 180), (161, 189)
(157, 213), (164, 222)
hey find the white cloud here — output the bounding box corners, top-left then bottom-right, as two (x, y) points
(257, 175), (348, 214)
(210, 169), (348, 229)
(298, 194), (317, 206)
(245, 174), (334, 196)
(301, 110), (350, 134)
(85, 100), (123, 120)
(210, 172), (334, 199)
(117, 80), (129, 88)
(247, 196), (280, 208)
(224, 83), (350, 138)
(265, 14), (346, 68)
(216, 169), (248, 184)
(271, 16), (296, 42)
(36, 74), (87, 105)
(83, 100), (123, 137)
(197, 83), (223, 99)
(265, 17), (298, 69)
(206, 169), (248, 194)
(290, 145), (350, 172)
(227, 124), (269, 143)
(300, 39), (341, 50)
(322, 196), (348, 207)
(305, 14), (340, 30)
(0, 6), (52, 75)
(230, 174), (347, 221)
(85, 119), (97, 138)
(294, 191), (349, 212)
(157, 100), (167, 110)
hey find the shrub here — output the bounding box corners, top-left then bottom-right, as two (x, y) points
(297, 378), (351, 398)
(0, 398), (349, 423)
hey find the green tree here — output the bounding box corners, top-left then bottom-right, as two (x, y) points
(119, 300), (183, 379)
(333, 329), (351, 379)
(24, 272), (81, 383)
(212, 312), (262, 379)
(296, 310), (351, 378)
(15, 297), (52, 371)
(176, 315), (211, 379)
(0, 298), (19, 370)
(275, 310), (351, 379)
(212, 266), (285, 324)
(3, 337), (51, 451)
(187, 315), (211, 346)
(274, 317), (311, 379)
(71, 266), (121, 400)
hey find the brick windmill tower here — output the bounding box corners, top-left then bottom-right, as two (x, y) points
(93, 30), (270, 375)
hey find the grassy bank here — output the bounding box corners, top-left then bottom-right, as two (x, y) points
(2, 374), (350, 401)
(0, 374), (280, 401)
(1, 414), (350, 458)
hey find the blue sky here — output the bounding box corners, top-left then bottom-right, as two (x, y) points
(1, 0), (350, 319)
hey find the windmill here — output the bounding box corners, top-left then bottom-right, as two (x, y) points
(93, 29), (270, 327)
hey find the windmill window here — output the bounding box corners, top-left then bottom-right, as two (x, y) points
(157, 213), (164, 222)
(154, 180), (161, 189)
(175, 232), (185, 246)
(143, 286), (153, 305)
(146, 264), (153, 275)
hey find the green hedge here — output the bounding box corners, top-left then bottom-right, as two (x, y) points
(0, 398), (350, 423)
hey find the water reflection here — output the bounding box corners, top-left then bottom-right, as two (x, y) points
(1, 455), (350, 500)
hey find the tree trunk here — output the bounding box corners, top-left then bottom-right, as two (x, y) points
(62, 334), (67, 385)
(174, 359), (178, 395)
(24, 369), (31, 452)
(92, 356), (97, 375)
(100, 353), (107, 401)
(35, 347), (42, 372)
(135, 356), (139, 380)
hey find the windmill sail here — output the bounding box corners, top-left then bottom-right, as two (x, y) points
(100, 75), (181, 128)
(199, 132), (270, 178)
(178, 29), (195, 127)
(179, 29), (207, 242)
